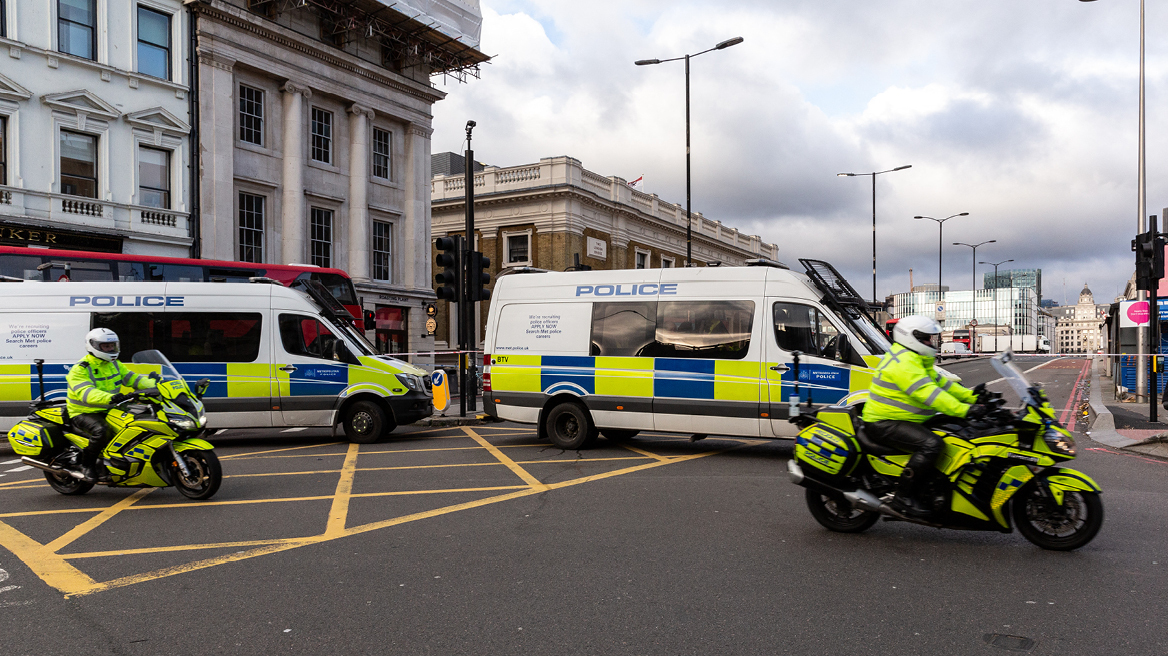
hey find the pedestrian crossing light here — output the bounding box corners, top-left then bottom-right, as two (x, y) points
(435, 236), (462, 301)
(469, 251), (491, 302)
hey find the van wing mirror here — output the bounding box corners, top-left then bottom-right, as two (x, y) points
(194, 378), (211, 399)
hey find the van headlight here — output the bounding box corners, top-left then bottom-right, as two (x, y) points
(1042, 427), (1076, 456)
(170, 416), (197, 431)
(396, 374), (424, 392)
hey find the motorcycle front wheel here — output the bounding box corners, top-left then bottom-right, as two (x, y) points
(804, 488), (880, 533)
(171, 450), (222, 500)
(1012, 486), (1103, 551)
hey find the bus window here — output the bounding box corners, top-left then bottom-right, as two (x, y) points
(117, 261), (150, 281)
(207, 267), (257, 283)
(590, 301), (656, 356)
(299, 272), (359, 305)
(649, 300), (754, 359)
(44, 260), (116, 282)
(151, 263), (204, 282)
(0, 255), (43, 280)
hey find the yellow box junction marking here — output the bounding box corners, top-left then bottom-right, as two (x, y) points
(0, 430), (754, 598)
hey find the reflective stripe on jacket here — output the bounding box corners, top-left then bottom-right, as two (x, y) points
(860, 343), (976, 423)
(66, 354), (155, 415)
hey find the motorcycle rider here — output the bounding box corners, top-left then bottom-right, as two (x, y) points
(861, 315), (985, 517)
(66, 328), (157, 482)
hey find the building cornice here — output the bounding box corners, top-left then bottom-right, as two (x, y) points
(193, 0), (446, 105)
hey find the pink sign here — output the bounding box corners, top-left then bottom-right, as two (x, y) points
(1127, 301), (1150, 325)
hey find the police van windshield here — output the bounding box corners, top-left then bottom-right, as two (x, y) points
(819, 304), (889, 355)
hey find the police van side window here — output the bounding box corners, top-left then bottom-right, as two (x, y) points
(92, 312), (262, 363)
(772, 302), (843, 361)
(279, 314), (342, 361)
(650, 300), (754, 360)
(590, 301), (656, 356)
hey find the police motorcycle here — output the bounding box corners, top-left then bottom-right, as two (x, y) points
(6, 350), (222, 500)
(786, 350), (1103, 551)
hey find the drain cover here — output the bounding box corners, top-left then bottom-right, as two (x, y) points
(983, 634), (1037, 652)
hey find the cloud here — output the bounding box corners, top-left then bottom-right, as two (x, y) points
(433, 0), (1167, 304)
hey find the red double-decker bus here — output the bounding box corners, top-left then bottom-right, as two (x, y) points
(952, 329), (972, 350)
(0, 246), (364, 330)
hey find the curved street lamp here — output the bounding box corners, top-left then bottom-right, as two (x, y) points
(912, 213), (969, 292)
(636, 37), (744, 267)
(838, 165), (913, 303)
(954, 239), (996, 352)
(980, 259), (1015, 347)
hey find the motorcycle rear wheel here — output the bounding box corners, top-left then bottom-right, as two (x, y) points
(804, 488), (880, 533)
(44, 470), (94, 495)
(171, 450), (222, 500)
(1012, 487), (1103, 551)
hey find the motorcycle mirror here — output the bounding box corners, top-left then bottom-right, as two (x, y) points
(195, 378), (211, 400)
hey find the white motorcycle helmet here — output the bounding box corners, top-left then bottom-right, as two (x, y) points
(85, 328), (120, 362)
(892, 315), (942, 357)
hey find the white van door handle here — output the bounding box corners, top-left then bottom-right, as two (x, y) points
(770, 365), (789, 372)
(280, 365), (296, 373)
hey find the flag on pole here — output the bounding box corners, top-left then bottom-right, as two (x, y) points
(627, 175), (644, 189)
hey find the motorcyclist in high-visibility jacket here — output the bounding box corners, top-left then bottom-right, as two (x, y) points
(861, 315), (986, 517)
(66, 328), (156, 481)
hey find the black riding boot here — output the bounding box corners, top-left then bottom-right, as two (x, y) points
(890, 468), (931, 518)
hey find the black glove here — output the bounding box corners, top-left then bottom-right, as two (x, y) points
(966, 404), (988, 420)
(148, 372), (161, 382)
(109, 393), (130, 405)
(972, 383), (987, 396)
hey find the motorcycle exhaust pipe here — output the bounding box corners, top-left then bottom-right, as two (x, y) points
(786, 459), (805, 485)
(843, 489), (885, 513)
(19, 456), (83, 479)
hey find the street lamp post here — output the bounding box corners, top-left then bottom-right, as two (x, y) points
(636, 36), (744, 267)
(954, 239), (996, 353)
(981, 259), (1014, 351)
(913, 213), (969, 292)
(838, 166), (913, 304)
(1080, 0), (1147, 397)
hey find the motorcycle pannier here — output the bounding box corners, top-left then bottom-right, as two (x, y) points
(6, 420), (53, 456)
(794, 409), (861, 479)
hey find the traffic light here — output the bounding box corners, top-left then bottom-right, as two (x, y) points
(468, 251), (491, 301)
(435, 236), (462, 301)
(1134, 228), (1165, 291)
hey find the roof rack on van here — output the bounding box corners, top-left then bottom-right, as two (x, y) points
(496, 267), (549, 278)
(249, 277), (285, 285)
(291, 278), (355, 320)
(799, 258), (875, 321)
(745, 258), (790, 269)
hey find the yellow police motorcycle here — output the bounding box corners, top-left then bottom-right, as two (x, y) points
(6, 350), (222, 500)
(786, 351), (1103, 551)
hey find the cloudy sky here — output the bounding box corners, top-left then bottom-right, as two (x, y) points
(432, 0), (1166, 306)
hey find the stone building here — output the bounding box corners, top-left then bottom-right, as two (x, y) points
(430, 154), (780, 349)
(0, 0), (194, 255)
(191, 0), (485, 358)
(1053, 285), (1107, 354)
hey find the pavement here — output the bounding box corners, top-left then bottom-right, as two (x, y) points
(1085, 356), (1168, 457)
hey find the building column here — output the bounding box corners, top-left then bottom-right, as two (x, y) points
(281, 82), (311, 264)
(403, 124), (432, 290)
(198, 51), (236, 261)
(347, 103), (374, 282)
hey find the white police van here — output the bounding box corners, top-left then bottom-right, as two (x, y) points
(483, 259), (917, 449)
(0, 279), (432, 442)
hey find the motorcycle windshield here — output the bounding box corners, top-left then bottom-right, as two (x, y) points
(130, 349), (183, 383)
(990, 349), (1032, 403)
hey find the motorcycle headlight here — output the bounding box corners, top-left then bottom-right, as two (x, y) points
(198, 411), (207, 427)
(170, 416), (197, 431)
(1042, 426), (1076, 456)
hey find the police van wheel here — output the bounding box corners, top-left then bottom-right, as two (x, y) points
(546, 402), (598, 450)
(344, 400), (389, 444)
(602, 429), (639, 442)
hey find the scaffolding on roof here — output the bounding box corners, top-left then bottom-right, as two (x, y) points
(245, 0), (489, 83)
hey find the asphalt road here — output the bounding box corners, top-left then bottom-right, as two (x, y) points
(0, 355), (1164, 655)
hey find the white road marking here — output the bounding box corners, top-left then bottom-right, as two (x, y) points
(4, 466), (32, 473)
(983, 358), (1065, 387)
(0, 586), (19, 594)
(0, 459), (20, 465)
(215, 429), (229, 435)
(281, 427), (307, 433)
